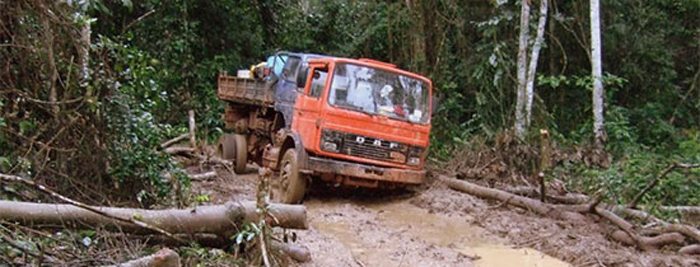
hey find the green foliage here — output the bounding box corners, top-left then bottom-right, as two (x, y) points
(95, 37), (190, 206)
(569, 149), (700, 208)
(233, 222), (262, 246)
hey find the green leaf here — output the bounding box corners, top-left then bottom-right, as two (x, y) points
(235, 233), (244, 245)
(19, 120), (35, 135)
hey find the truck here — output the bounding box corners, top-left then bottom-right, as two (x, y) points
(217, 51), (433, 203)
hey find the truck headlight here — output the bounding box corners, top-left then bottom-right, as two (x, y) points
(322, 141), (339, 152)
(407, 146), (425, 165)
(321, 129), (343, 153)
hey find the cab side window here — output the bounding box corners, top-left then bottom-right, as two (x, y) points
(282, 57), (301, 81)
(310, 69), (328, 98)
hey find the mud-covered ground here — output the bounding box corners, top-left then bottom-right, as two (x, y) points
(192, 166), (700, 267)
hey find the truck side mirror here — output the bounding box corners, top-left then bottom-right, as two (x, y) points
(431, 93), (441, 115)
(296, 66), (309, 90)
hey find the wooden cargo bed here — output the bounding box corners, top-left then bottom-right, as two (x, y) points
(217, 73), (274, 107)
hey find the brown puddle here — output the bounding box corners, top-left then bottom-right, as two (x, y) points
(373, 201), (569, 267)
(306, 200), (564, 267)
(458, 246), (570, 267)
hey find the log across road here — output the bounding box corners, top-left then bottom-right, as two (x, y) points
(0, 200), (308, 236)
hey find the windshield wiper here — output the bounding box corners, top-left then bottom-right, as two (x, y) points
(342, 105), (375, 118)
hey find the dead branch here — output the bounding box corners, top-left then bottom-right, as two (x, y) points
(655, 205), (700, 216)
(610, 205), (665, 225)
(104, 248), (180, 267)
(0, 200), (308, 235)
(593, 207), (653, 251)
(629, 162), (700, 209)
(655, 224), (700, 244)
(189, 171), (217, 181)
(164, 146), (196, 155)
(610, 230), (685, 248)
(680, 244), (700, 255)
(160, 133), (190, 149)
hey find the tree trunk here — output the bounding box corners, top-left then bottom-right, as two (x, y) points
(514, 0), (531, 138)
(525, 0), (549, 127)
(0, 200), (308, 237)
(77, 11), (90, 89)
(41, 12), (59, 115)
(590, 0), (606, 146)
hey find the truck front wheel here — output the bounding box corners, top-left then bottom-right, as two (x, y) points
(217, 134), (248, 174)
(272, 149), (307, 204)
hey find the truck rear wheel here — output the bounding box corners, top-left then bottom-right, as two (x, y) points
(271, 149), (307, 204)
(217, 133), (248, 174)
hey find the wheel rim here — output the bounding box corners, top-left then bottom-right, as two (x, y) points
(273, 160), (291, 202)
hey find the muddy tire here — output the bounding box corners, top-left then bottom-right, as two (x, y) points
(232, 134), (248, 173)
(217, 134), (248, 174)
(272, 149), (307, 204)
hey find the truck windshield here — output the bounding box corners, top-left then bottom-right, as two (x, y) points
(328, 63), (430, 124)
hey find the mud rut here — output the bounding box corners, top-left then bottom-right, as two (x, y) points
(194, 169), (571, 267)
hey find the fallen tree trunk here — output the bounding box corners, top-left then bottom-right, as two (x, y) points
(505, 186), (590, 205)
(0, 200), (308, 237)
(104, 248), (180, 267)
(441, 175), (587, 222)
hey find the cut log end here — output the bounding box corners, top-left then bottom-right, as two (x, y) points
(105, 248), (180, 267)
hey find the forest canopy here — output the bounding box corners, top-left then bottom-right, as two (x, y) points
(1, 0), (699, 207)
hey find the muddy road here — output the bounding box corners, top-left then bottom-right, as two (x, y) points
(298, 196), (567, 267)
(195, 169), (572, 266)
(191, 165), (699, 266)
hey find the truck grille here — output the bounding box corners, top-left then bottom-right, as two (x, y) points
(341, 133), (406, 163)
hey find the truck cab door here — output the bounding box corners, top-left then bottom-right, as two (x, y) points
(293, 65), (329, 150)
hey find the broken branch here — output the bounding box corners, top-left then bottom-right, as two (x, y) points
(104, 248), (180, 267)
(161, 133), (190, 149)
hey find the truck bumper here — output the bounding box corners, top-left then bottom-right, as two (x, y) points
(304, 156), (425, 188)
